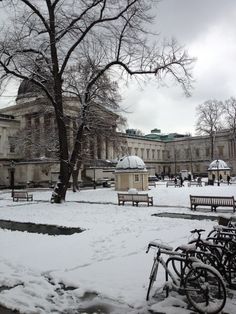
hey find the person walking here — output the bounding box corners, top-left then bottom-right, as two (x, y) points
(227, 175), (231, 185)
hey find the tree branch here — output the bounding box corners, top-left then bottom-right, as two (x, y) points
(60, 0), (138, 75)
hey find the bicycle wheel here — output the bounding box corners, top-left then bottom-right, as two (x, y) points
(146, 258), (159, 301)
(223, 253), (236, 286)
(207, 229), (218, 238)
(171, 247), (186, 277)
(184, 265), (226, 314)
(189, 239), (223, 266)
(171, 246), (195, 278)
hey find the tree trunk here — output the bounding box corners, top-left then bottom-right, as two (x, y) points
(51, 109), (71, 203)
(52, 123), (84, 201)
(72, 160), (82, 192)
(210, 134), (214, 160)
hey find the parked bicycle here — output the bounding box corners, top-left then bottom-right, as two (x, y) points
(146, 241), (226, 314)
(174, 229), (236, 287)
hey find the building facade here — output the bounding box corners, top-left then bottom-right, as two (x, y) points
(121, 129), (236, 178)
(0, 83), (235, 187)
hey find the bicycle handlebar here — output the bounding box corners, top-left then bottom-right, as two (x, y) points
(190, 228), (205, 234)
(146, 241), (173, 253)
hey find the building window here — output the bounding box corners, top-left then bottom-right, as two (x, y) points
(26, 114), (31, 128)
(152, 149), (155, 160)
(141, 148), (144, 159)
(146, 149), (150, 159)
(185, 148), (190, 159)
(128, 147), (132, 155)
(121, 146), (126, 155)
(218, 146), (224, 157)
(195, 148), (199, 158)
(205, 148), (210, 157)
(195, 164), (200, 173)
(9, 137), (16, 153)
(135, 147), (138, 156)
(134, 174), (139, 182)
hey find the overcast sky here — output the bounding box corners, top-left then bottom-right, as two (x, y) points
(1, 0), (236, 136)
(121, 0), (236, 135)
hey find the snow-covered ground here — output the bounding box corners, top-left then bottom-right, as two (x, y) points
(0, 183), (236, 313)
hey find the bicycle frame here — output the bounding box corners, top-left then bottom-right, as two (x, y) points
(146, 241), (227, 314)
(188, 229), (236, 287)
(148, 246), (198, 296)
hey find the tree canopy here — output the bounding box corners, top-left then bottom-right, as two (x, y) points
(0, 0), (195, 202)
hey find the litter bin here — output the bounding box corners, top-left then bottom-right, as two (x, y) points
(208, 179), (213, 186)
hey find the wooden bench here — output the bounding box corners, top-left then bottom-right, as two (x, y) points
(190, 195), (236, 212)
(13, 191), (33, 202)
(166, 181), (181, 187)
(188, 181), (202, 187)
(117, 193), (153, 206)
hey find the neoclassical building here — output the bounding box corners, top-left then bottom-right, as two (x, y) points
(120, 128), (236, 177)
(0, 78), (121, 187)
(0, 83), (235, 187)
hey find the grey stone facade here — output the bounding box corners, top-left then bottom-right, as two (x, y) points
(0, 86), (235, 186)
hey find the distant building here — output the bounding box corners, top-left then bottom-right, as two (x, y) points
(119, 128), (236, 178)
(0, 78), (121, 187)
(0, 82), (235, 188)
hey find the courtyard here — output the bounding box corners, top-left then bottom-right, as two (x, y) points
(0, 182), (236, 313)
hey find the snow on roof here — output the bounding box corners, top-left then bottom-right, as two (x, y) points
(116, 155), (146, 170)
(208, 159), (230, 170)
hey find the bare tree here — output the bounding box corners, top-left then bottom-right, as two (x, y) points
(64, 58), (126, 191)
(223, 97), (236, 133)
(0, 0), (195, 202)
(223, 97), (236, 165)
(195, 99), (224, 160)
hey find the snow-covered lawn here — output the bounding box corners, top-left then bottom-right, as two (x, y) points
(0, 183), (235, 313)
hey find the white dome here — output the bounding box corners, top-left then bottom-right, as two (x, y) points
(208, 159), (230, 170)
(116, 155), (146, 170)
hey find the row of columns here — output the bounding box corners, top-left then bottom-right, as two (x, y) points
(22, 113), (115, 161)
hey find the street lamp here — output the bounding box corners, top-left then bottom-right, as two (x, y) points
(93, 159), (96, 189)
(9, 160), (16, 197)
(216, 159), (220, 186)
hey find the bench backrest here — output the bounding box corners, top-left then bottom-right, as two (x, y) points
(190, 195), (234, 205)
(13, 191), (28, 197)
(118, 193), (149, 201)
(118, 193), (133, 201)
(211, 197), (234, 205)
(132, 194), (149, 201)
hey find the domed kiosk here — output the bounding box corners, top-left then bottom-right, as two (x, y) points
(208, 159), (231, 184)
(114, 155), (148, 191)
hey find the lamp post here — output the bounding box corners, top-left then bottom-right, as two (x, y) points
(9, 160), (15, 197)
(93, 159), (96, 189)
(216, 159), (220, 186)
